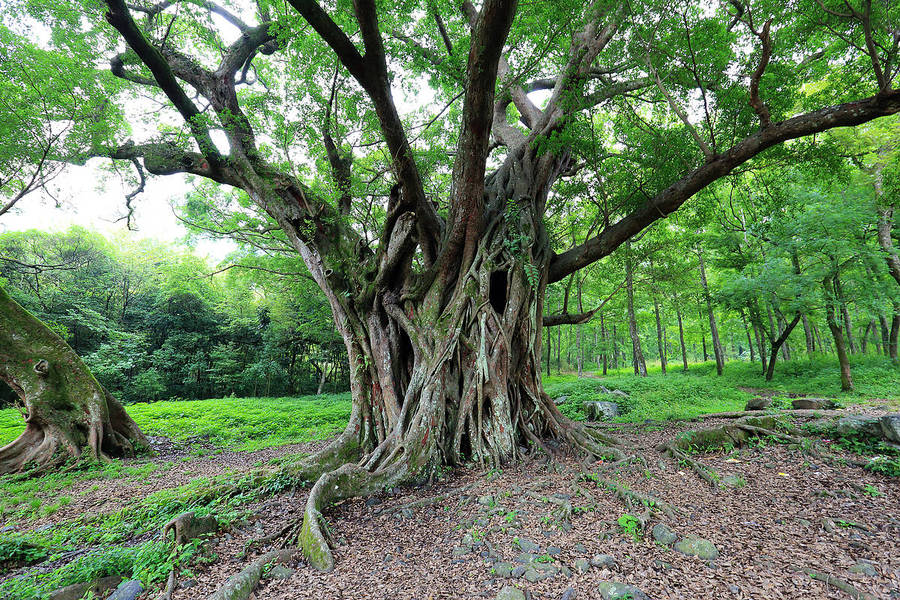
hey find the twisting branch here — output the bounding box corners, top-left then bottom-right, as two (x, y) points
(116, 157), (147, 230)
(748, 18), (773, 127)
(127, 0), (251, 31)
(548, 88), (900, 283)
(104, 0), (225, 175)
(647, 59), (713, 160)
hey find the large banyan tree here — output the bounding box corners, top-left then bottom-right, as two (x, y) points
(2, 0), (900, 569)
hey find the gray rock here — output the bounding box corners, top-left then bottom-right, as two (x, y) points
(524, 567), (556, 582)
(49, 576), (122, 600)
(880, 415), (900, 443)
(554, 395), (569, 405)
(574, 558), (591, 573)
(516, 537), (540, 553)
(573, 543), (587, 553)
(108, 580), (144, 600)
(583, 400), (619, 421)
(180, 580), (198, 589)
(267, 565), (295, 579)
(492, 562), (514, 578)
(792, 398), (834, 410)
(365, 497), (382, 507)
(479, 495), (495, 506)
(561, 588), (577, 600)
(597, 581), (649, 600)
(745, 397), (772, 411)
(495, 585), (526, 600)
(652, 559), (673, 571)
(590, 554), (616, 568)
(833, 416), (882, 437)
(547, 546), (562, 555)
(674, 536), (719, 560)
(849, 560), (877, 576)
(651, 523), (677, 545)
(514, 552), (537, 564)
(452, 546), (471, 557)
(721, 475), (746, 489)
(512, 565), (527, 578)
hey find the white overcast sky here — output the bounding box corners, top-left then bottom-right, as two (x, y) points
(0, 160), (235, 263)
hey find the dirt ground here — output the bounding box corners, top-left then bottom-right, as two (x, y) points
(180, 412), (898, 600)
(6, 409), (900, 600)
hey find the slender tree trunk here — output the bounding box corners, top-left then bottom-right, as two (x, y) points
(653, 293), (666, 375)
(600, 314), (608, 375)
(698, 247), (724, 374)
(802, 314), (815, 355)
(878, 314), (890, 356)
(612, 323), (618, 370)
(833, 274), (857, 354)
(741, 311), (755, 362)
(813, 321), (827, 354)
(625, 240), (647, 377)
(0, 286), (147, 473)
(674, 294), (689, 372)
(765, 313), (802, 381)
(823, 275), (853, 391)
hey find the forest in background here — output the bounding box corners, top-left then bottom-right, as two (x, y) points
(3, 112), (897, 407)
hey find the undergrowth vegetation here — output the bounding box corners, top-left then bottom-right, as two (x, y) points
(548, 355), (900, 423)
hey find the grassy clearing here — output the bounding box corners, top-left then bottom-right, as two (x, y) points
(0, 393), (352, 449)
(547, 355), (900, 422)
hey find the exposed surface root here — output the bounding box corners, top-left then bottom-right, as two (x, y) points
(800, 568), (877, 600)
(207, 549), (295, 600)
(374, 483), (476, 516)
(581, 474), (681, 520)
(657, 443), (720, 486)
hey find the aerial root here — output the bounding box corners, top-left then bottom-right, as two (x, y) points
(207, 549), (295, 600)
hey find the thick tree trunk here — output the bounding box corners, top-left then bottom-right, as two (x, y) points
(0, 286), (146, 473)
(823, 276), (853, 391)
(258, 177), (623, 571)
(624, 241), (647, 376)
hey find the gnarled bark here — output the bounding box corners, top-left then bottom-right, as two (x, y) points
(0, 286), (147, 473)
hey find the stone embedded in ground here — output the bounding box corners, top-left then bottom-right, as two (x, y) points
(651, 523), (677, 545)
(492, 562), (514, 578)
(495, 585), (526, 600)
(880, 415), (900, 443)
(573, 543), (587, 553)
(574, 558), (591, 573)
(597, 581), (649, 600)
(512, 565), (527, 578)
(49, 576), (122, 600)
(745, 397), (772, 410)
(674, 536), (720, 560)
(721, 475), (745, 488)
(453, 546), (471, 557)
(266, 565), (295, 580)
(561, 587), (576, 600)
(107, 580), (144, 600)
(547, 546), (562, 555)
(583, 400), (619, 420)
(590, 554), (617, 568)
(792, 398), (834, 410)
(832, 415), (881, 437)
(515, 552), (537, 563)
(516, 537), (540, 553)
(554, 395), (569, 405)
(849, 560), (878, 576)
(652, 559), (673, 571)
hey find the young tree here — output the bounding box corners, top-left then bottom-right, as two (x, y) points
(4, 0), (900, 570)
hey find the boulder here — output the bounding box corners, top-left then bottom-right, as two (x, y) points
(574, 558), (591, 573)
(590, 554), (616, 568)
(674, 536), (719, 560)
(107, 580), (144, 600)
(49, 576), (122, 600)
(744, 397), (771, 411)
(496, 586), (526, 600)
(833, 416), (881, 437)
(583, 400), (619, 421)
(849, 560), (877, 576)
(554, 395), (569, 405)
(791, 398), (835, 410)
(597, 581), (649, 600)
(880, 415), (900, 443)
(651, 523), (677, 545)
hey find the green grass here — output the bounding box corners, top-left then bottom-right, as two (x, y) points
(0, 393), (352, 450)
(546, 355), (900, 422)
